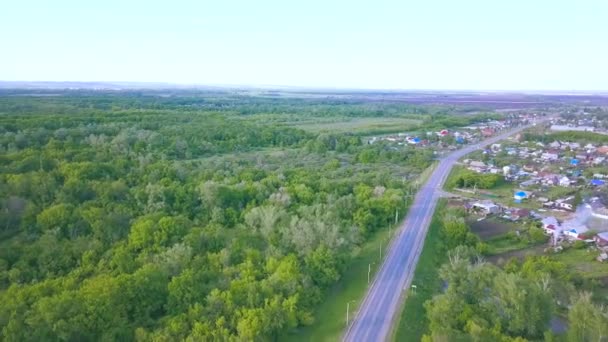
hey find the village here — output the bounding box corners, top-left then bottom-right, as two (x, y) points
(444, 117), (608, 264)
(366, 114), (533, 151)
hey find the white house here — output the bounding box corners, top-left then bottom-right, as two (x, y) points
(550, 125), (595, 132)
(549, 141), (562, 149)
(555, 196), (575, 211)
(595, 232), (608, 247)
(472, 200), (501, 214)
(541, 152), (559, 161)
(541, 216), (559, 235)
(469, 160), (487, 170)
(559, 176), (571, 187)
(562, 220), (589, 240)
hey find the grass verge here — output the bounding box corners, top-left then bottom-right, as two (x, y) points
(391, 199), (447, 342)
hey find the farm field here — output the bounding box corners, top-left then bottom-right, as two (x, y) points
(289, 117), (423, 134)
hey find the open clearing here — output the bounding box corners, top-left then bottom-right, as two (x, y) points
(289, 117), (422, 134)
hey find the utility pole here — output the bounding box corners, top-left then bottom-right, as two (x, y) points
(346, 300), (356, 326)
(394, 208), (399, 225)
(368, 263), (374, 284)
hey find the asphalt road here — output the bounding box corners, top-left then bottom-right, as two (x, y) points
(343, 122), (540, 342)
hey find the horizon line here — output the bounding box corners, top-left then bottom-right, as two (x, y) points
(1, 80), (608, 94)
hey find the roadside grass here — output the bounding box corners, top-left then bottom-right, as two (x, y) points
(287, 224), (391, 342)
(417, 161), (438, 185)
(391, 200), (447, 342)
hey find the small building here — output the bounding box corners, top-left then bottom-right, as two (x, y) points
(549, 141), (562, 149)
(555, 196), (575, 211)
(472, 200), (501, 214)
(542, 216), (559, 235)
(597, 146), (608, 155)
(520, 179), (537, 188)
(511, 208), (530, 220)
(595, 232), (608, 247)
(559, 176), (572, 187)
(562, 220), (589, 240)
(550, 125), (595, 132)
(514, 191), (531, 201)
(541, 152), (559, 161)
(468, 161), (487, 172)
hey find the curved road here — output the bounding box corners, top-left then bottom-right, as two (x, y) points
(343, 122), (541, 342)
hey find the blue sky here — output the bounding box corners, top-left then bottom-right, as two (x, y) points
(1, 0), (607, 90)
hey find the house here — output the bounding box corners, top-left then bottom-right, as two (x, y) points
(511, 208), (530, 220)
(589, 199), (608, 220)
(562, 220), (589, 240)
(543, 201), (555, 208)
(472, 200), (501, 214)
(595, 232), (608, 247)
(542, 216), (559, 235)
(523, 164), (536, 172)
(555, 196), (575, 211)
(549, 141), (562, 149)
(514, 190), (531, 201)
(559, 176), (572, 187)
(520, 179), (537, 188)
(597, 146), (608, 155)
(550, 125), (595, 132)
(468, 161), (487, 173)
(541, 152), (559, 161)
(481, 128), (494, 137)
(488, 167), (501, 174)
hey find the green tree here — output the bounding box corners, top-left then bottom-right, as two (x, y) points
(567, 292), (608, 342)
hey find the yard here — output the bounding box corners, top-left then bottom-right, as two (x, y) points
(468, 217), (516, 240)
(483, 243), (608, 305)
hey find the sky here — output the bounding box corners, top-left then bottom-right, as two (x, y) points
(1, 0), (607, 90)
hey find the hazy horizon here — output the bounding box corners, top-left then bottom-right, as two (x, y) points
(2, 1), (607, 90)
(2, 80), (608, 94)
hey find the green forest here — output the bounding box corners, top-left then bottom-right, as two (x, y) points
(0, 92), (437, 341)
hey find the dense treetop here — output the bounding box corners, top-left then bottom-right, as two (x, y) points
(0, 93), (437, 341)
